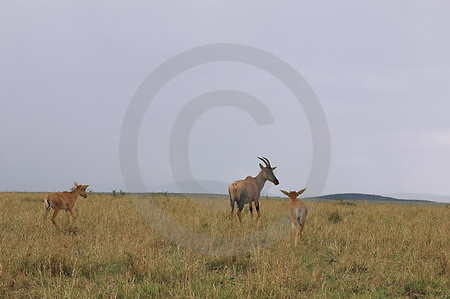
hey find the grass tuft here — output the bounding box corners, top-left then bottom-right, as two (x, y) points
(328, 210), (342, 223)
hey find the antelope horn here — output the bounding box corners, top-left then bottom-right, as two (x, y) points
(261, 156), (271, 167)
(257, 157), (270, 167)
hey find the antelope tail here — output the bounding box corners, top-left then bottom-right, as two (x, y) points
(295, 209), (305, 225)
(44, 199), (52, 209)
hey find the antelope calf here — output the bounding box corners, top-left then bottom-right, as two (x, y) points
(280, 188), (307, 246)
(43, 182), (90, 229)
(228, 157), (279, 223)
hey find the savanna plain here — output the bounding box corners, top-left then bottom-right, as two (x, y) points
(0, 192), (448, 298)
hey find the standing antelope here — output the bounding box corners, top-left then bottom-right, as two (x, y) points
(280, 188), (307, 246)
(228, 157), (279, 223)
(43, 182), (90, 229)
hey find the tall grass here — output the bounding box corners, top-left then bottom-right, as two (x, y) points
(0, 192), (448, 297)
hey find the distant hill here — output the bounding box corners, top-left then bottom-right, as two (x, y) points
(312, 193), (435, 204)
(117, 180), (449, 204)
(141, 192), (439, 204)
(387, 193), (450, 203)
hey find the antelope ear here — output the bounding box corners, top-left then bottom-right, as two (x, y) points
(296, 188), (307, 196)
(85, 185), (90, 188)
(280, 189), (289, 196)
(73, 182), (79, 188)
(259, 163), (264, 169)
(272, 166), (277, 170)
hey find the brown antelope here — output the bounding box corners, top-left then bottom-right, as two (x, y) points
(228, 157), (279, 223)
(280, 188), (307, 246)
(43, 182), (90, 229)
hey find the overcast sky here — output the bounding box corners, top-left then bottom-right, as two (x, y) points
(1, 1), (449, 201)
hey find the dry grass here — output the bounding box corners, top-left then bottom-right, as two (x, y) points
(0, 192), (448, 298)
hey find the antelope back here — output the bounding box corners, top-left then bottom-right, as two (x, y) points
(292, 200), (307, 226)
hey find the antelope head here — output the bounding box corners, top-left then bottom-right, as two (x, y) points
(258, 156), (279, 185)
(74, 182), (90, 198)
(280, 188), (307, 202)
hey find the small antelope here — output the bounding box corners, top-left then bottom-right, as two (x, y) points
(43, 182), (90, 229)
(228, 157), (279, 223)
(280, 188), (307, 246)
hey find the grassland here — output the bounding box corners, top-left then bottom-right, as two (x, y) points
(0, 192), (448, 298)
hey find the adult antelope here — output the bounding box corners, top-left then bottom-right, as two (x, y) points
(43, 182), (90, 229)
(228, 157), (279, 223)
(280, 188), (307, 246)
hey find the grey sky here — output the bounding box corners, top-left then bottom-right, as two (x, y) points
(1, 1), (449, 201)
